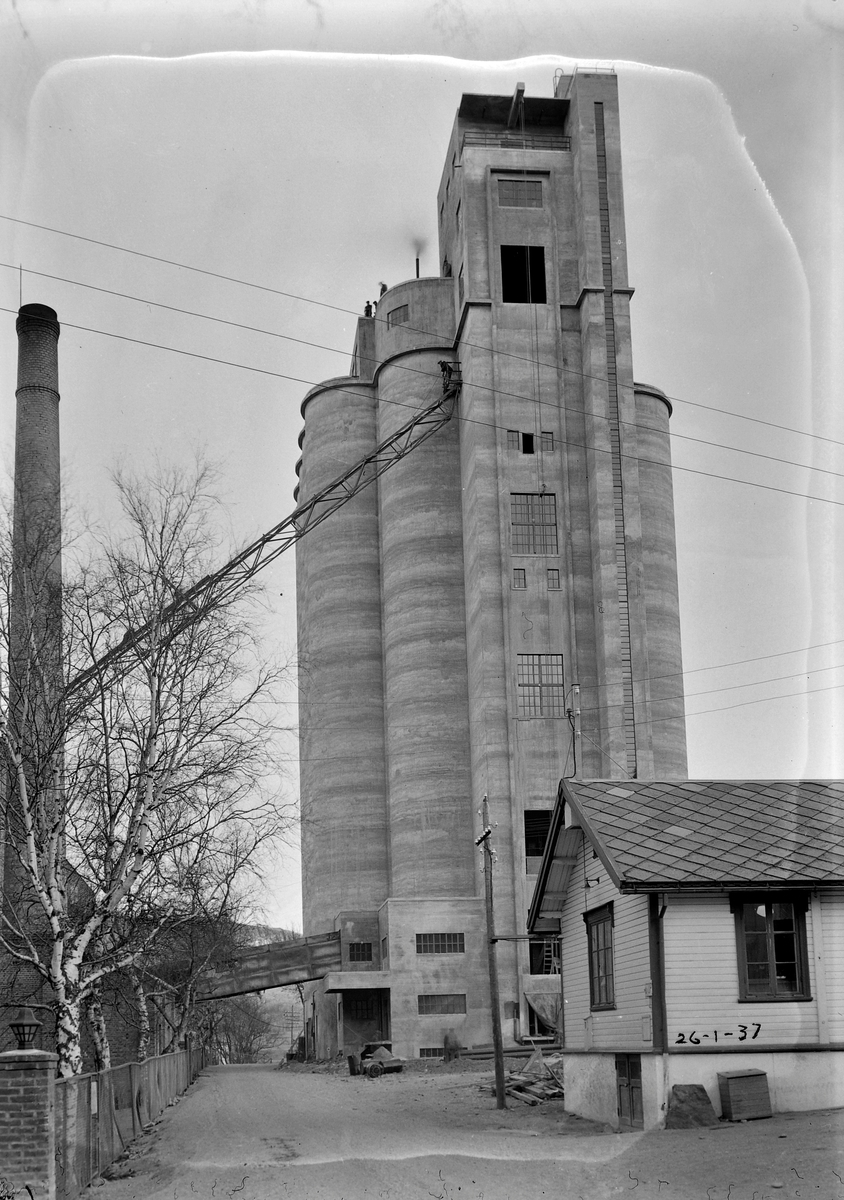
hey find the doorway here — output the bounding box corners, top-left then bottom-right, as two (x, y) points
(615, 1053), (644, 1130)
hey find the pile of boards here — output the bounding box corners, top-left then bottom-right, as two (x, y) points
(486, 1047), (565, 1105)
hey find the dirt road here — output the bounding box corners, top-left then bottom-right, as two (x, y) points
(96, 1062), (844, 1200)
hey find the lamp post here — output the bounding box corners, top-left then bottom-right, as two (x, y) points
(9, 1007), (42, 1050)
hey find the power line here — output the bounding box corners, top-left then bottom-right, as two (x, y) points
(2, 302), (842, 512)
(577, 661), (844, 719)
(3, 212), (842, 454)
(4, 260), (843, 487)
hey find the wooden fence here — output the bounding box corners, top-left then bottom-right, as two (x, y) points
(54, 1047), (206, 1200)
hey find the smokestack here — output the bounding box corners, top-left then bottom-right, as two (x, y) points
(14, 303), (62, 587)
(416, 257), (420, 279)
(11, 303), (63, 739)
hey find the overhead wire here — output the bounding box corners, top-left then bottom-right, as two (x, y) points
(6, 260), (842, 489)
(4, 221), (842, 730)
(1, 300), (842, 513)
(2, 213), (842, 453)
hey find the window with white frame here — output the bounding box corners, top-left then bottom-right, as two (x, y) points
(510, 493), (557, 555)
(517, 654), (564, 717)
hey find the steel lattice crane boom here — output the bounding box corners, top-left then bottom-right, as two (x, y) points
(66, 363), (461, 700)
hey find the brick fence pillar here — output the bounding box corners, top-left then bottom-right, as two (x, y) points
(0, 1049), (58, 1200)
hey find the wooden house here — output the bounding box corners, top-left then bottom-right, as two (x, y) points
(527, 779), (844, 1129)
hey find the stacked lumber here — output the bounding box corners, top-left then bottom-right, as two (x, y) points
(484, 1047), (565, 1105)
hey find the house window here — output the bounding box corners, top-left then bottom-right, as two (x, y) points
(521, 432), (535, 454)
(529, 938), (561, 975)
(500, 245), (547, 303)
(419, 1047), (445, 1058)
(513, 569), (526, 590)
(733, 895), (810, 1001)
(510, 493), (557, 555)
(547, 569), (560, 590)
(507, 429), (520, 450)
(517, 654), (564, 717)
(418, 994), (467, 1015)
(498, 178), (543, 208)
(387, 305), (409, 329)
(348, 941), (372, 963)
(585, 903), (615, 1010)
(416, 933), (465, 954)
(524, 810), (552, 858)
(539, 431), (554, 451)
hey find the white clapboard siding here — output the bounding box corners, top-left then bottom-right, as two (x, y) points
(664, 894), (818, 1047)
(560, 836), (651, 1049)
(820, 891), (844, 1043)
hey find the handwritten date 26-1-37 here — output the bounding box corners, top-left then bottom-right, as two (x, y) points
(675, 1024), (761, 1045)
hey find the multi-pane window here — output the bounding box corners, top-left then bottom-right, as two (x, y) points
(733, 895), (810, 1000)
(547, 569), (560, 590)
(507, 429), (520, 450)
(510, 493), (557, 555)
(387, 304), (409, 328)
(585, 904), (615, 1010)
(500, 245), (547, 303)
(419, 1047), (445, 1058)
(346, 994), (377, 1021)
(498, 178), (543, 208)
(524, 810), (552, 858)
(416, 933), (465, 955)
(348, 941), (372, 963)
(529, 939), (561, 975)
(539, 431), (554, 451)
(418, 994), (467, 1015)
(513, 569), (526, 590)
(517, 655), (564, 717)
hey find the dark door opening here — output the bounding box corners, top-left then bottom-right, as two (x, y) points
(340, 988), (391, 1052)
(616, 1053), (644, 1130)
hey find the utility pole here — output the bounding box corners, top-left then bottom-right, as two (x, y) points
(477, 795), (506, 1109)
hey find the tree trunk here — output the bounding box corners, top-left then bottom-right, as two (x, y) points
(131, 971), (151, 1061)
(55, 996), (83, 1078)
(86, 989), (111, 1072)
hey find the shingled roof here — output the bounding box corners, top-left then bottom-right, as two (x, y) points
(565, 779), (844, 891)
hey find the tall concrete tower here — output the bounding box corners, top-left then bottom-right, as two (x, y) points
(296, 72), (687, 1061)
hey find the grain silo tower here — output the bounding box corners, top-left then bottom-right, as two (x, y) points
(296, 70), (686, 1061)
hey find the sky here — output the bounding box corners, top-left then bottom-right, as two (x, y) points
(0, 0), (842, 932)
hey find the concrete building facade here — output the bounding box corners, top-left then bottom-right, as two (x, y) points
(295, 71), (687, 1061)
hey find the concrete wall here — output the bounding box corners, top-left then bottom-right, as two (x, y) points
(297, 376), (388, 933)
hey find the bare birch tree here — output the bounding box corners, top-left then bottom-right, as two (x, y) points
(0, 460), (291, 1076)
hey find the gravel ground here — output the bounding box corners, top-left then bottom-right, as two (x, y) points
(93, 1061), (844, 1200)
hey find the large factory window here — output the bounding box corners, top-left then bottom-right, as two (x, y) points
(524, 810), (552, 857)
(517, 654), (564, 717)
(498, 178), (543, 208)
(348, 941), (373, 963)
(418, 994), (467, 1015)
(510, 493), (557, 554)
(416, 933), (465, 954)
(500, 245), (547, 303)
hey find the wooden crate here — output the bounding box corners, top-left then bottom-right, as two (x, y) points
(717, 1069), (772, 1121)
